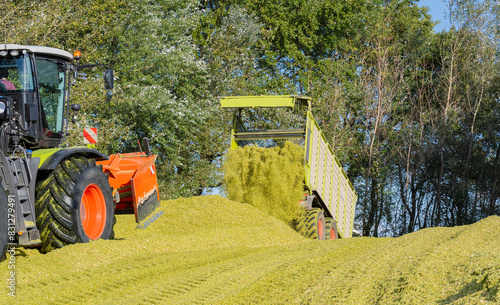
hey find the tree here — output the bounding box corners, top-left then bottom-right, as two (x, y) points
(197, 5), (264, 95)
(3, 0), (225, 198)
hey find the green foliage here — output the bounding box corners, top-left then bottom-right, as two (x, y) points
(2, 0), (225, 198)
(244, 0), (370, 88)
(197, 5), (265, 95)
(223, 141), (305, 226)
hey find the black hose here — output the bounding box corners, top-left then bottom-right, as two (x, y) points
(0, 123), (11, 155)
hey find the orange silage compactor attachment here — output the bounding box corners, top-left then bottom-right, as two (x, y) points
(97, 151), (163, 228)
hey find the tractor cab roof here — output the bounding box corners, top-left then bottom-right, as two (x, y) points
(0, 44), (73, 62)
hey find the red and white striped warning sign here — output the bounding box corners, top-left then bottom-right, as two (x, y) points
(42, 128), (53, 138)
(83, 127), (98, 144)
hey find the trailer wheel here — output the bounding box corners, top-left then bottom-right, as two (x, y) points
(325, 217), (339, 240)
(0, 187), (8, 259)
(35, 156), (115, 253)
(297, 208), (326, 240)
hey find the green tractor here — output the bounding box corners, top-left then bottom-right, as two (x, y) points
(0, 44), (161, 258)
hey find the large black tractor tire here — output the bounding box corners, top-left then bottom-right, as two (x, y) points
(0, 186), (8, 259)
(35, 156), (115, 253)
(325, 217), (339, 240)
(297, 208), (326, 240)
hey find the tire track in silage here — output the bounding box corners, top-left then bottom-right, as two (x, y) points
(22, 247), (267, 304)
(21, 250), (220, 304)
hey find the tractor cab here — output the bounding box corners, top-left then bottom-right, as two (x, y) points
(0, 44), (72, 153)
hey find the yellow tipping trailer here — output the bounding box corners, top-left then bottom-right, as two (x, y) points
(221, 95), (357, 239)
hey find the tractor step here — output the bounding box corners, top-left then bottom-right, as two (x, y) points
(8, 157), (41, 246)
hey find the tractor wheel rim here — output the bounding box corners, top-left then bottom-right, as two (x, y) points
(330, 227), (336, 239)
(80, 183), (106, 240)
(318, 218), (324, 239)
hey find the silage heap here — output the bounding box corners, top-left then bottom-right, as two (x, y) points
(221, 215), (500, 305)
(0, 195), (498, 304)
(223, 141), (305, 227)
(0, 195), (306, 304)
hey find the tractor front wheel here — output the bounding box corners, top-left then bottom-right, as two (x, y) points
(35, 156), (115, 253)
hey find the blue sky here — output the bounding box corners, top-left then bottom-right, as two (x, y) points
(418, 0), (450, 32)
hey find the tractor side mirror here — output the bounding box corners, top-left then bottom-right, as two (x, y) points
(70, 103), (81, 123)
(104, 68), (113, 90)
(71, 103), (81, 111)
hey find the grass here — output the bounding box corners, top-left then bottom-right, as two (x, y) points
(0, 195), (498, 304)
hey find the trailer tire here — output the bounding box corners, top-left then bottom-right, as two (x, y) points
(35, 156), (115, 253)
(297, 208), (326, 240)
(325, 217), (339, 240)
(0, 186), (8, 260)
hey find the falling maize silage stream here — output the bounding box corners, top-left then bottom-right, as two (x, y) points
(223, 141), (305, 227)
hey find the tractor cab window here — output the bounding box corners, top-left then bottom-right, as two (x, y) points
(0, 53), (34, 92)
(36, 58), (67, 135)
